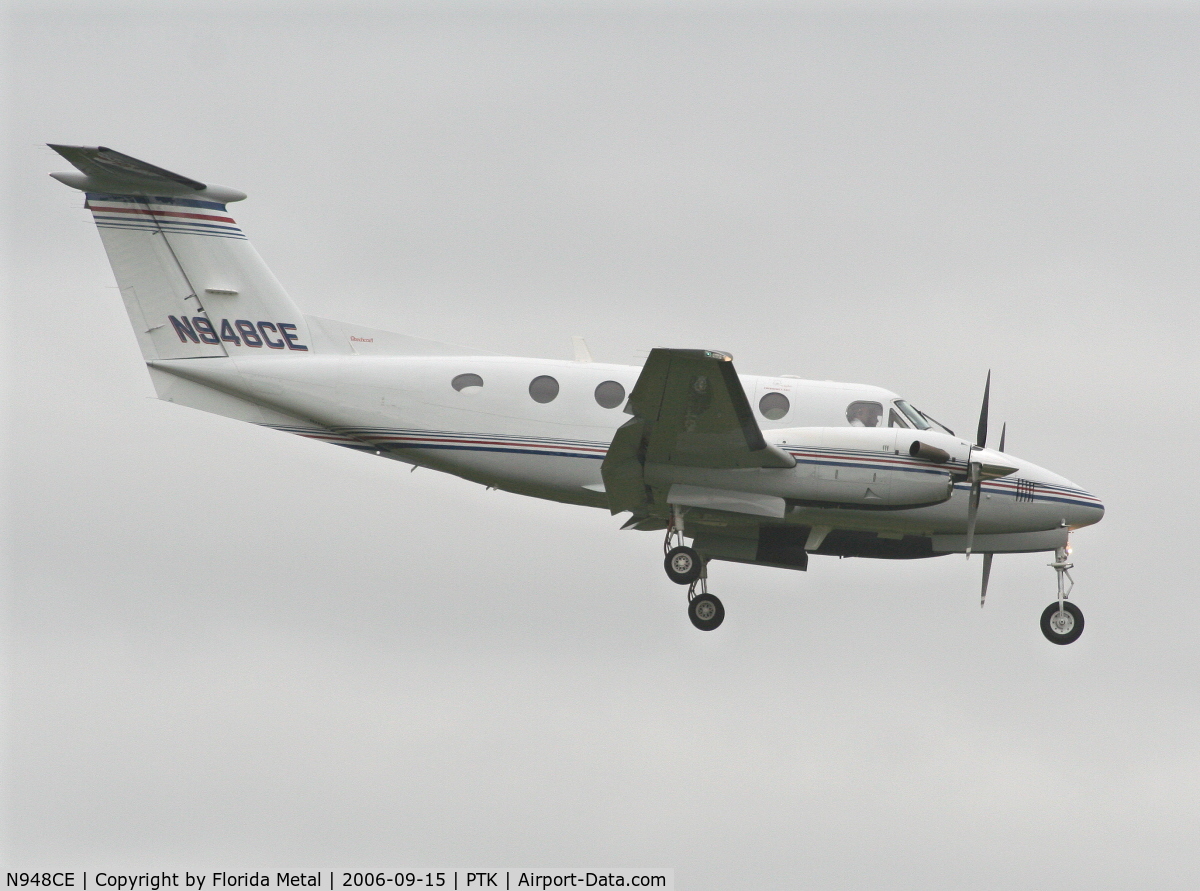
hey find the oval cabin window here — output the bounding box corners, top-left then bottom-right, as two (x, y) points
(452, 373), (483, 392)
(759, 392), (790, 420)
(594, 380), (626, 409)
(529, 375), (560, 404)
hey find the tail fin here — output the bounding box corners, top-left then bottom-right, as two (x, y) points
(49, 145), (313, 359)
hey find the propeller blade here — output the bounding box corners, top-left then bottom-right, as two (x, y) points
(976, 370), (991, 448)
(965, 461), (982, 557)
(981, 552), (993, 607)
(998, 422), (1007, 453)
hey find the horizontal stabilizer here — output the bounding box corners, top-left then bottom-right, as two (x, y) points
(49, 144), (246, 203)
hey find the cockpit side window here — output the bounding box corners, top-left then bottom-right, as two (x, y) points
(846, 401), (883, 427)
(888, 408), (910, 428)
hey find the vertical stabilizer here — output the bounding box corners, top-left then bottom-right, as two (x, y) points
(49, 144), (314, 360)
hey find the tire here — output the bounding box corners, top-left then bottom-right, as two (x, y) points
(1040, 601), (1084, 645)
(664, 546), (703, 585)
(688, 593), (725, 631)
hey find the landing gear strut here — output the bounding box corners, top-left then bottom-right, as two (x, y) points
(1041, 545), (1084, 645)
(666, 506), (723, 630)
(663, 506), (703, 584)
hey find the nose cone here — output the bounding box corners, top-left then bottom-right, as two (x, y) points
(1065, 490), (1105, 529)
(1035, 468), (1105, 530)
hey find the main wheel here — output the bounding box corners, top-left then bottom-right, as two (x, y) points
(665, 546), (703, 585)
(1040, 601), (1084, 645)
(688, 593), (725, 631)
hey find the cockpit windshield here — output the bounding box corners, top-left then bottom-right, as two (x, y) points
(894, 400), (930, 430)
(845, 398), (954, 434)
(895, 399), (954, 435)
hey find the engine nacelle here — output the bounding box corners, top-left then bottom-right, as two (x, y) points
(762, 426), (958, 508)
(646, 427), (963, 512)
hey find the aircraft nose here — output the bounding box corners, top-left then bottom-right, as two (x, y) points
(1059, 483), (1105, 530)
(1019, 461), (1105, 531)
(1072, 496), (1105, 529)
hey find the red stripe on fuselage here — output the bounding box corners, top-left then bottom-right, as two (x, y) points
(787, 449), (931, 470)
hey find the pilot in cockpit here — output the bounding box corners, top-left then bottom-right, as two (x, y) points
(846, 401), (883, 427)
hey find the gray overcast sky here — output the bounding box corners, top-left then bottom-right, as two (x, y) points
(5, 2), (1200, 886)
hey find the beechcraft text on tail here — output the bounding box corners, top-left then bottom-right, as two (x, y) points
(48, 144), (1104, 642)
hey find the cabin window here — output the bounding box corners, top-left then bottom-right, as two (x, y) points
(846, 401), (883, 427)
(594, 380), (625, 409)
(529, 375), (560, 404)
(759, 392), (790, 421)
(452, 373), (483, 392)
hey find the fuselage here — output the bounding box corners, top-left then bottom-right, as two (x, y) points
(153, 353), (1105, 546)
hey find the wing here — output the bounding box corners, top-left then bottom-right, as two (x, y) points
(601, 348), (794, 515)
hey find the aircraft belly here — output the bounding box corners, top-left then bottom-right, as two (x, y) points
(409, 446), (600, 485)
(400, 448), (607, 507)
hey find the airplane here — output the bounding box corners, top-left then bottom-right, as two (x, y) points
(47, 144), (1104, 642)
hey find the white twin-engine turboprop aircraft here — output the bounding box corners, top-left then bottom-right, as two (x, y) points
(50, 144), (1104, 641)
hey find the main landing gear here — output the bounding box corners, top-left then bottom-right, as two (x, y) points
(665, 507), (724, 631)
(1041, 546), (1084, 645)
(665, 546), (703, 584)
(688, 584), (724, 632)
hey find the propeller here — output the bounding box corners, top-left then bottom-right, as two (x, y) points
(976, 370), (991, 449)
(964, 371), (990, 558)
(981, 553), (993, 608)
(981, 421), (1009, 607)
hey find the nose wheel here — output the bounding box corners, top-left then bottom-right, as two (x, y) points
(1041, 600), (1084, 645)
(1041, 545), (1084, 645)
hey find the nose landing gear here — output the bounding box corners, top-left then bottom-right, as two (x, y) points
(1041, 546), (1084, 645)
